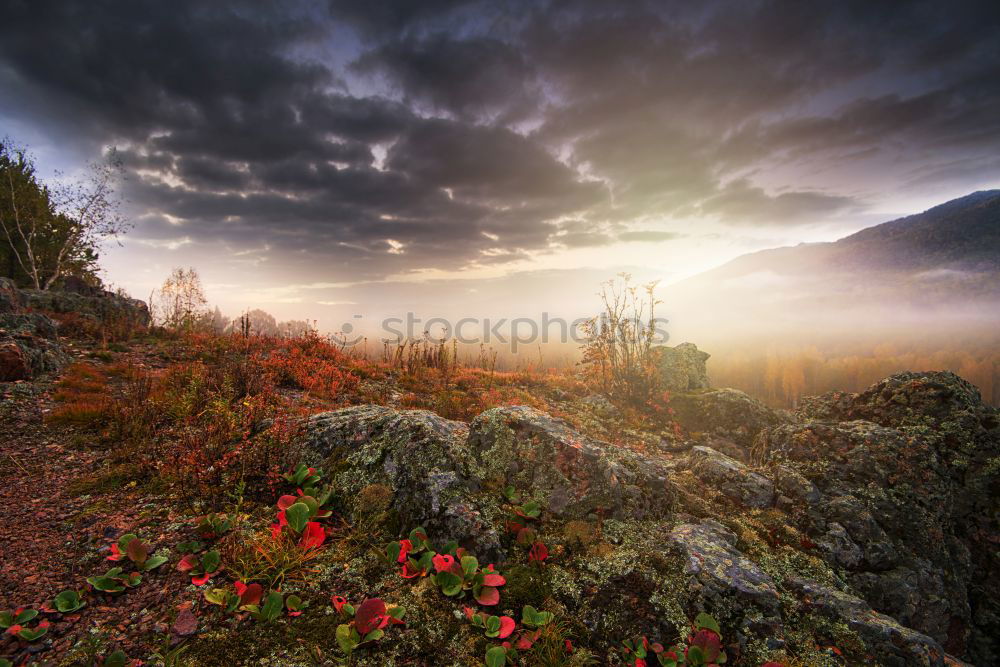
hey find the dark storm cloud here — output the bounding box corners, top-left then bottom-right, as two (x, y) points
(1, 0), (999, 283)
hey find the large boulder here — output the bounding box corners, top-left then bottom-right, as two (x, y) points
(466, 406), (674, 520)
(670, 387), (787, 451)
(785, 577), (950, 667)
(668, 521), (781, 616)
(758, 372), (1000, 664)
(21, 285), (151, 329)
(0, 279), (68, 381)
(681, 446), (775, 508)
(652, 342), (711, 391)
(299, 404), (676, 560)
(299, 405), (504, 557)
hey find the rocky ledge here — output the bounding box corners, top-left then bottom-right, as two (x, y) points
(299, 371), (999, 666)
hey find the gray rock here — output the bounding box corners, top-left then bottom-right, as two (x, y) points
(816, 522), (863, 569)
(671, 387), (786, 451)
(668, 522), (781, 615)
(652, 342), (711, 391)
(786, 577), (948, 667)
(759, 372), (1000, 662)
(300, 404), (676, 559)
(300, 405), (503, 558)
(684, 446), (774, 508)
(466, 406), (674, 521)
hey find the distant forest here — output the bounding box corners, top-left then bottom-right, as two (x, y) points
(709, 337), (1000, 408)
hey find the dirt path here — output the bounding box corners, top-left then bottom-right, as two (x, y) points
(0, 358), (191, 665)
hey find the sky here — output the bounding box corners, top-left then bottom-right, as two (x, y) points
(1, 0), (999, 335)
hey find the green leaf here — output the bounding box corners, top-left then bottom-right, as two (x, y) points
(335, 624), (357, 654)
(386, 541), (402, 563)
(87, 575), (125, 593)
(521, 500), (541, 518)
(14, 608), (38, 624)
(201, 550), (221, 574)
(460, 555), (479, 577)
(103, 650), (128, 667)
(260, 591), (284, 622)
(142, 555), (169, 571)
(285, 502), (311, 533)
(687, 646), (705, 664)
(521, 605), (553, 628)
(0, 610), (12, 628)
(387, 606), (405, 620)
(408, 526), (428, 548)
(54, 590), (86, 613)
(435, 571), (463, 596)
(485, 645), (507, 667)
(16, 625), (48, 641)
(203, 588), (230, 606)
(485, 615), (501, 637)
(694, 612), (720, 635)
(362, 628), (384, 643)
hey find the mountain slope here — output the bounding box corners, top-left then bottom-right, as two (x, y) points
(694, 189), (1000, 282)
(666, 190), (1000, 340)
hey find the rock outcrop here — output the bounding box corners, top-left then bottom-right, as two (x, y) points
(670, 387), (787, 453)
(0, 277), (150, 381)
(297, 370), (996, 665)
(652, 342), (711, 391)
(758, 372), (1000, 665)
(300, 405), (676, 560)
(0, 278), (67, 381)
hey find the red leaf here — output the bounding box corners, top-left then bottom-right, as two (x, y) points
(107, 543), (122, 561)
(475, 585), (500, 606)
(6, 625), (22, 635)
(299, 522), (326, 550)
(191, 573), (211, 586)
(277, 495), (298, 510)
(498, 616), (516, 639)
(400, 561), (423, 578)
(176, 554), (198, 572)
(397, 539), (413, 563)
(687, 629), (722, 662)
(331, 595), (348, 614)
(432, 553), (455, 573)
(529, 541), (549, 563)
(239, 583), (263, 606)
(354, 598), (387, 635)
(482, 573), (506, 587)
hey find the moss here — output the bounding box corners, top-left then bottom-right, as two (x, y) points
(502, 564), (553, 611)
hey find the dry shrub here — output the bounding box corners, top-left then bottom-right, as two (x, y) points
(48, 363), (112, 425)
(223, 527), (323, 589)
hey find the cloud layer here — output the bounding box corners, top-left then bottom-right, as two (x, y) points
(1, 0), (998, 294)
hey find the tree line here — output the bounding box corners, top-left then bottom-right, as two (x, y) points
(1, 139), (129, 290)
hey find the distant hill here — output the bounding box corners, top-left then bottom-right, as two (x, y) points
(694, 189), (1000, 281)
(667, 190), (1000, 340)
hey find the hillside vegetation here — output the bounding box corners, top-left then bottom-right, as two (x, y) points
(1, 280), (998, 667)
